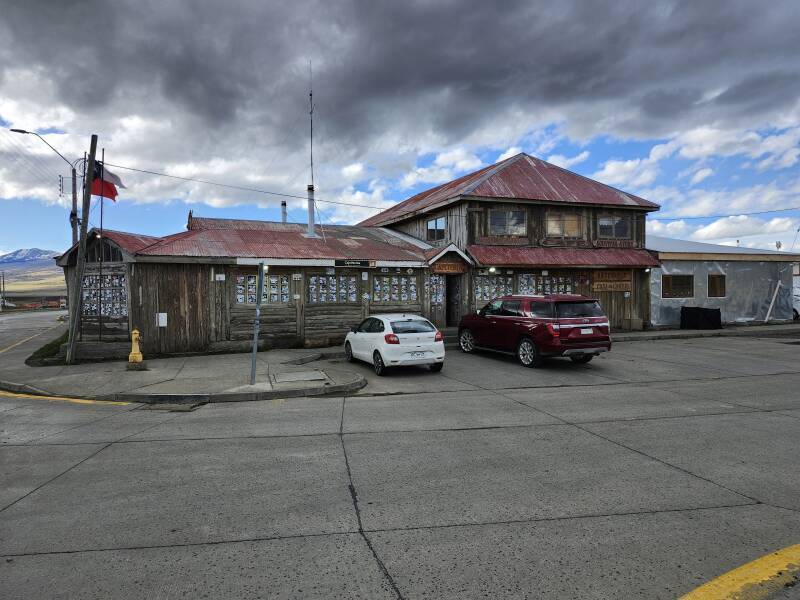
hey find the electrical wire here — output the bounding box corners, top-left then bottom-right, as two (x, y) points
(103, 161), (387, 210)
(651, 205), (800, 221)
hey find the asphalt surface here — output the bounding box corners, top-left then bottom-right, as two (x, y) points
(1, 311), (800, 598)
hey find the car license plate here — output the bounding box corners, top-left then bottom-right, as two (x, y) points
(580, 328), (593, 334)
(410, 351), (427, 358)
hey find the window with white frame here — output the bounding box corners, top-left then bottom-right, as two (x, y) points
(708, 274), (726, 298)
(426, 217), (446, 241)
(598, 215), (632, 239)
(372, 275), (419, 302)
(662, 275), (694, 298)
(489, 208), (526, 236)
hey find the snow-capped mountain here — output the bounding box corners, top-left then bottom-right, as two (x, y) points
(0, 248), (60, 264)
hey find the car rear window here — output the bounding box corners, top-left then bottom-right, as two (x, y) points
(556, 301), (605, 318)
(391, 319), (436, 334)
(529, 302), (554, 318)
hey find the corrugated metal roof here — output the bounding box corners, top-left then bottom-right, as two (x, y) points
(99, 229), (163, 253)
(647, 235), (800, 257)
(139, 217), (428, 261)
(359, 153), (659, 226)
(467, 245), (660, 268)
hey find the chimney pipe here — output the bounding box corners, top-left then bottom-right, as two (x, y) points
(280, 200), (287, 223)
(306, 184), (318, 237)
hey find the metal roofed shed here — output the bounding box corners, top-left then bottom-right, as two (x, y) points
(646, 235), (800, 327)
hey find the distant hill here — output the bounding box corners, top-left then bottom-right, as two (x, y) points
(0, 248), (66, 296)
(0, 248), (60, 263)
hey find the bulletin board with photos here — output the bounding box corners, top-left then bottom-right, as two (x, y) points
(372, 274), (419, 303)
(234, 270), (291, 304)
(307, 272), (359, 304)
(81, 271), (128, 317)
(473, 275), (514, 302)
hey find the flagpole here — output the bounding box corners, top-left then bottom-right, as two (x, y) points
(99, 148), (105, 341)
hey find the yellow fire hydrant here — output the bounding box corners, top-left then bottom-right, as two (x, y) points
(129, 329), (143, 363)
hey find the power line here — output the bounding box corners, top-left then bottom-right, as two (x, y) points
(651, 205), (800, 221)
(103, 161), (388, 209)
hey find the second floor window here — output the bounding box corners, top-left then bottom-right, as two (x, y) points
(426, 217), (446, 241)
(546, 211), (585, 238)
(489, 208), (526, 236)
(598, 216), (632, 239)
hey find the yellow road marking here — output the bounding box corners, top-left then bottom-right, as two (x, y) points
(0, 325), (61, 355)
(680, 543), (800, 600)
(0, 390), (130, 406)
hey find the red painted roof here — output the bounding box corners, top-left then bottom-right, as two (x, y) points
(359, 153), (659, 226)
(467, 245), (660, 268)
(138, 217), (428, 262)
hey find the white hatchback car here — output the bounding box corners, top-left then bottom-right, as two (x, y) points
(344, 314), (445, 375)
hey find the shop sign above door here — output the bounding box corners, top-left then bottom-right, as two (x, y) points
(592, 270), (632, 292)
(334, 259), (376, 268)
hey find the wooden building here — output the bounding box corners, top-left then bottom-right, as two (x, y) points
(57, 218), (435, 355)
(57, 153), (662, 356)
(361, 153), (660, 330)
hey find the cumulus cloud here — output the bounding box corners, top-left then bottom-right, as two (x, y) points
(497, 146), (522, 162)
(547, 150), (589, 169)
(689, 167), (713, 185)
(691, 215), (797, 240)
(1, 0), (800, 226)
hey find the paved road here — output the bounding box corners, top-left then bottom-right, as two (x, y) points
(1, 335), (800, 598)
(0, 310), (66, 360)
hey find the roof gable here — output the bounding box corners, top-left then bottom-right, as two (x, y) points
(359, 153), (659, 227)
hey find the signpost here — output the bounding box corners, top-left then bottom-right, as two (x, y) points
(250, 262), (265, 385)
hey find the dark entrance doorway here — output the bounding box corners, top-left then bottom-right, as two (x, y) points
(446, 274), (462, 326)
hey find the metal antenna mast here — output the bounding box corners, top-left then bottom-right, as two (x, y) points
(309, 60), (314, 187)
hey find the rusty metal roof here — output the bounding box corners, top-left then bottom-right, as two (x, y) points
(138, 217), (428, 262)
(101, 230), (163, 253)
(467, 245), (660, 268)
(359, 153), (659, 227)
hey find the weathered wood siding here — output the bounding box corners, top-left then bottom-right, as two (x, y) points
(128, 263), (213, 355)
(395, 200), (649, 251)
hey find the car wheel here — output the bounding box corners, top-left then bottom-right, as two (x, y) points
(373, 351), (387, 376)
(570, 354), (593, 364)
(794, 308), (799, 321)
(344, 342), (354, 362)
(429, 362), (443, 372)
(517, 338), (542, 368)
(459, 329), (475, 353)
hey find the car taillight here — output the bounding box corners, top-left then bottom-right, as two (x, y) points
(384, 333), (400, 344)
(545, 323), (560, 338)
(434, 330), (443, 342)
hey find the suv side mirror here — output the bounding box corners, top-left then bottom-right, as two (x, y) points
(350, 325), (358, 333)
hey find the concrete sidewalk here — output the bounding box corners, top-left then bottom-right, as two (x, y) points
(0, 344), (363, 403)
(612, 321), (800, 342)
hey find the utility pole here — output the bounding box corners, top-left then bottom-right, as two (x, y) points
(66, 135), (98, 365)
(250, 263), (265, 385)
(0, 271), (4, 312)
(70, 166), (78, 245)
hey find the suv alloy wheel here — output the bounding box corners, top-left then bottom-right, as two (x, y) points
(459, 329), (475, 353)
(517, 337), (542, 368)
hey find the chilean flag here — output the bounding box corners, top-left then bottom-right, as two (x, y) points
(91, 161), (126, 201)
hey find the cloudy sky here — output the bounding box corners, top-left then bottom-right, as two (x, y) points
(1, 0), (800, 254)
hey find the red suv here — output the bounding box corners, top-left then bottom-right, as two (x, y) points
(458, 295), (611, 367)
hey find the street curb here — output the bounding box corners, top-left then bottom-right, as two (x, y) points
(613, 327), (800, 343)
(0, 369), (367, 405)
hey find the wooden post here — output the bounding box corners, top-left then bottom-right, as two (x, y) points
(66, 135), (98, 365)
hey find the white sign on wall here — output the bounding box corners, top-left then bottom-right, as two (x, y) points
(156, 312), (168, 327)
